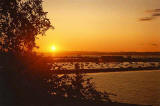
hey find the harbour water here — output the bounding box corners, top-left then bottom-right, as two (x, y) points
(86, 70), (160, 106)
(52, 62), (160, 70)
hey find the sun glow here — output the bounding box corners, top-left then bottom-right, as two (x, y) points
(51, 45), (56, 52)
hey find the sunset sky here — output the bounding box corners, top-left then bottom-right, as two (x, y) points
(36, 0), (160, 52)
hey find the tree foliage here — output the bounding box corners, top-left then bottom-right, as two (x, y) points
(0, 0), (53, 53)
(0, 1), (113, 105)
(1, 54), (112, 105)
(47, 73), (112, 105)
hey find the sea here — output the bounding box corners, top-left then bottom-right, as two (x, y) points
(86, 70), (160, 106)
(51, 59), (160, 106)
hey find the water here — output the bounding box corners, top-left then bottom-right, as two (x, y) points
(86, 70), (160, 106)
(52, 62), (160, 70)
(51, 61), (160, 105)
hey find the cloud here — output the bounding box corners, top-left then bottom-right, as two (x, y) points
(140, 8), (160, 21)
(139, 43), (159, 47)
(140, 17), (153, 21)
(153, 9), (160, 12)
(150, 43), (158, 47)
(152, 13), (160, 16)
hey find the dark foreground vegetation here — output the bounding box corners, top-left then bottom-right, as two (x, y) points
(0, 53), (111, 105)
(0, 53), (151, 106)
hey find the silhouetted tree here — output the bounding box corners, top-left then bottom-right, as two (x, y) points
(0, 1), (113, 105)
(0, 0), (53, 54)
(47, 72), (112, 105)
(0, 0), (53, 105)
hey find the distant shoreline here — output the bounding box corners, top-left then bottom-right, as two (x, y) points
(40, 51), (160, 56)
(52, 67), (160, 74)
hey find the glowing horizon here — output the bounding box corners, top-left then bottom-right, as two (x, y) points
(36, 0), (160, 52)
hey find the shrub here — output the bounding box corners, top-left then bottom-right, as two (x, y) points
(0, 53), (112, 105)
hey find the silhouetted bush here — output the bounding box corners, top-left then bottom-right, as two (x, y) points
(0, 53), (112, 105)
(0, 0), (112, 105)
(47, 72), (112, 105)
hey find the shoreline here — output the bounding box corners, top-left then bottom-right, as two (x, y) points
(52, 67), (160, 74)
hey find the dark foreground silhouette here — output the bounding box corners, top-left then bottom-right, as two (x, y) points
(0, 53), (152, 106)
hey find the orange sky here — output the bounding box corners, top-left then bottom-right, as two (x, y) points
(36, 0), (160, 52)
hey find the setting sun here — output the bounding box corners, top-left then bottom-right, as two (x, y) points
(51, 45), (56, 52)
